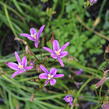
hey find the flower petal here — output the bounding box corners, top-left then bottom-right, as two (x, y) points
(53, 40), (60, 51)
(39, 73), (48, 79)
(34, 41), (39, 48)
(60, 51), (68, 58)
(89, 0), (97, 4)
(15, 52), (21, 63)
(50, 79), (56, 85)
(40, 65), (49, 73)
(22, 56), (27, 67)
(6, 62), (18, 70)
(37, 25), (45, 39)
(57, 58), (64, 67)
(44, 80), (49, 86)
(43, 47), (53, 53)
(50, 68), (57, 76)
(102, 104), (109, 109)
(64, 95), (73, 103)
(61, 42), (70, 51)
(11, 71), (19, 78)
(51, 53), (57, 59)
(54, 74), (64, 78)
(69, 102), (73, 106)
(20, 33), (35, 41)
(30, 28), (37, 35)
(25, 66), (33, 70)
(74, 69), (83, 75)
(11, 70), (24, 78)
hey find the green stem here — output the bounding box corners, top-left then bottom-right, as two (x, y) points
(73, 78), (93, 109)
(98, 0), (107, 17)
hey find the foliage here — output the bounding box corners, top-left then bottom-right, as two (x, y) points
(0, 0), (109, 109)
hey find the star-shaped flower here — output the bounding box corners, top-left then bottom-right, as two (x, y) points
(64, 95), (73, 106)
(6, 52), (33, 78)
(39, 65), (64, 86)
(43, 40), (70, 67)
(20, 25), (45, 48)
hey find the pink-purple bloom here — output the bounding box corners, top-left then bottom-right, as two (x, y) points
(20, 25), (45, 48)
(6, 52), (33, 78)
(43, 40), (70, 67)
(102, 103), (109, 109)
(89, 0), (98, 4)
(74, 69), (83, 75)
(64, 95), (73, 106)
(39, 65), (64, 86)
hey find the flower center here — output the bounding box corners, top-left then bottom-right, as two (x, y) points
(67, 97), (72, 102)
(48, 74), (53, 79)
(55, 49), (61, 55)
(31, 34), (36, 39)
(18, 64), (23, 69)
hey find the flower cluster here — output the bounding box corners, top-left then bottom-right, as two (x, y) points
(6, 25), (73, 106)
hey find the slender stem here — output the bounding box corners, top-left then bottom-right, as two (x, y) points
(98, 0), (107, 17)
(15, 37), (40, 63)
(73, 78), (93, 109)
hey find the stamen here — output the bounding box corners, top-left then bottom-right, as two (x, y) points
(18, 64), (23, 69)
(67, 96), (72, 102)
(55, 49), (61, 55)
(31, 34), (36, 39)
(48, 74), (53, 79)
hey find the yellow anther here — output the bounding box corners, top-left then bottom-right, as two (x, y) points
(31, 34), (36, 39)
(48, 74), (53, 79)
(55, 49), (61, 55)
(18, 64), (23, 69)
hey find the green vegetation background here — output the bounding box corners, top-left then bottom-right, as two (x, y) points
(0, 0), (109, 109)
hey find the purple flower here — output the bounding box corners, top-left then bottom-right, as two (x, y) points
(20, 25), (45, 48)
(102, 103), (109, 109)
(6, 52), (33, 78)
(39, 65), (64, 86)
(43, 40), (70, 67)
(74, 69), (83, 75)
(64, 95), (73, 106)
(89, 0), (98, 4)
